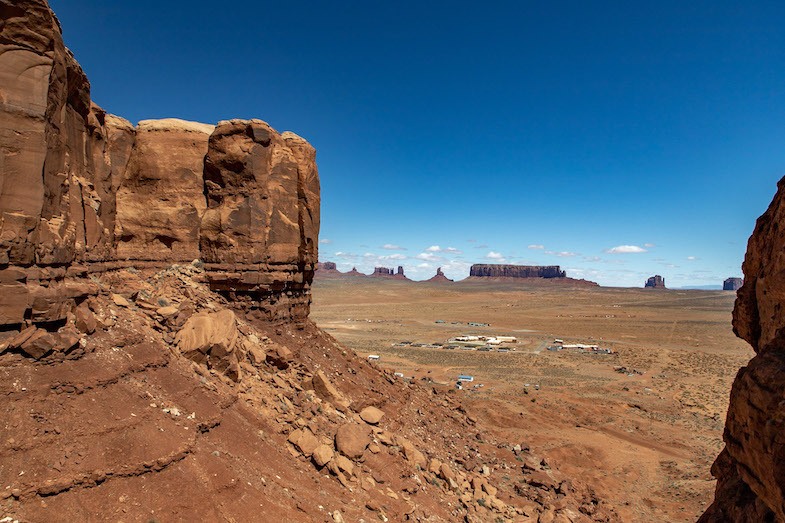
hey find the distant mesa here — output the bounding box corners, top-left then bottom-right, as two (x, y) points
(314, 262), (408, 280)
(426, 267), (453, 283)
(317, 261), (337, 271)
(372, 266), (409, 280)
(645, 275), (666, 289)
(723, 277), (743, 291)
(469, 264), (566, 279)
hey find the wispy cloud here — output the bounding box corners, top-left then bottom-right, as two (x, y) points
(382, 244), (406, 250)
(486, 251), (505, 260)
(427, 245), (463, 254)
(644, 243), (655, 248)
(416, 252), (442, 262)
(687, 256), (698, 261)
(319, 238), (332, 245)
(546, 250), (577, 257)
(606, 245), (647, 254)
(528, 244), (545, 250)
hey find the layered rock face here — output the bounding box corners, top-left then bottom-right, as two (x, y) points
(469, 264), (566, 278)
(723, 277), (744, 291)
(644, 275), (666, 288)
(0, 0), (319, 331)
(318, 261), (338, 271)
(700, 176), (785, 522)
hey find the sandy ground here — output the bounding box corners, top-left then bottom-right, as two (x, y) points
(311, 277), (752, 522)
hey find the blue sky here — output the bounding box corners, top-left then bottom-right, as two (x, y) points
(50, 1), (785, 286)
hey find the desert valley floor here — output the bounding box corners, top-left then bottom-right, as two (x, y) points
(311, 277), (752, 522)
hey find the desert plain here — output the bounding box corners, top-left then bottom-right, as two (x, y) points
(311, 276), (752, 522)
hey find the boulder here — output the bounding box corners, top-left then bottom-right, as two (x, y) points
(312, 370), (350, 408)
(312, 444), (334, 467)
(335, 423), (370, 459)
(288, 428), (319, 457)
(359, 406), (384, 425)
(397, 437), (427, 469)
(265, 343), (293, 370)
(74, 302), (97, 334)
(175, 309), (240, 379)
(333, 454), (354, 476)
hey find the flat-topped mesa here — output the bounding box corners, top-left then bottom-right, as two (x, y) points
(370, 266), (408, 280)
(0, 2), (319, 328)
(372, 267), (394, 276)
(644, 275), (666, 288)
(723, 277), (743, 291)
(317, 261), (337, 271)
(469, 264), (566, 279)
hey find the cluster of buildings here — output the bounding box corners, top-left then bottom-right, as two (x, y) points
(548, 338), (613, 354)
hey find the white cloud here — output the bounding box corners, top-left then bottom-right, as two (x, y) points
(382, 244), (406, 250)
(687, 256), (697, 261)
(528, 244), (545, 250)
(417, 262), (432, 269)
(426, 245), (441, 252)
(319, 238), (332, 245)
(546, 250), (577, 257)
(416, 252), (441, 261)
(486, 251), (505, 260)
(606, 245), (648, 254)
(644, 243), (655, 248)
(381, 253), (407, 260)
(334, 251), (357, 259)
(445, 247), (462, 254)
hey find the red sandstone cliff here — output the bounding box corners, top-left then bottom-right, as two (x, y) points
(700, 175), (785, 522)
(0, 0), (319, 329)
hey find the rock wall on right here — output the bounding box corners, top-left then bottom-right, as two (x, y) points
(700, 175), (785, 522)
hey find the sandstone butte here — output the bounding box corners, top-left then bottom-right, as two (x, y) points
(0, 2), (618, 522)
(3, 2), (783, 522)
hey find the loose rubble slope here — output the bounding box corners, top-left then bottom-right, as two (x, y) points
(1, 265), (617, 522)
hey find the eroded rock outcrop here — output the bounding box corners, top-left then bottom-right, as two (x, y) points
(700, 176), (785, 522)
(644, 275), (666, 288)
(723, 277), (744, 291)
(469, 264), (566, 278)
(426, 267), (453, 283)
(0, 0), (319, 333)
